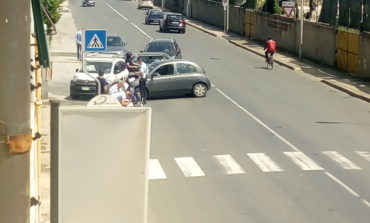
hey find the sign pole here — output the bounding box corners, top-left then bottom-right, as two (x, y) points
(299, 0), (303, 59)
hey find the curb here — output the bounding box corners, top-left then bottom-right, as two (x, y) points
(229, 40), (298, 71)
(186, 21), (217, 37)
(321, 80), (370, 102)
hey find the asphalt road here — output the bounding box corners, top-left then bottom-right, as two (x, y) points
(61, 0), (370, 222)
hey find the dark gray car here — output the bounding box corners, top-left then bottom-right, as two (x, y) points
(143, 38), (182, 59)
(107, 34), (127, 52)
(133, 60), (211, 98)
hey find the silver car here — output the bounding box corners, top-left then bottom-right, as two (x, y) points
(133, 60), (211, 98)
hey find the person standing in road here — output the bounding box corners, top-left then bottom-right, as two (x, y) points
(76, 30), (82, 60)
(137, 56), (148, 105)
(97, 70), (108, 94)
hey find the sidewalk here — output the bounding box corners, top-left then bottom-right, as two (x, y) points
(185, 18), (370, 103)
(40, 1), (78, 222)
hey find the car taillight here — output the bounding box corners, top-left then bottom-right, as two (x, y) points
(165, 20), (171, 25)
(179, 20), (185, 26)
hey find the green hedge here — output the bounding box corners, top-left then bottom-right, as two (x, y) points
(42, 0), (62, 27)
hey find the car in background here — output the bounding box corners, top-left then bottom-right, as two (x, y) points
(82, 0), (95, 7)
(145, 9), (163, 24)
(70, 54), (128, 99)
(107, 34), (127, 53)
(132, 60), (211, 98)
(138, 0), (153, 9)
(159, 12), (186, 33)
(143, 38), (182, 59)
(132, 52), (170, 65)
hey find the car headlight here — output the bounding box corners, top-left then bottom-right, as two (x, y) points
(72, 75), (79, 82)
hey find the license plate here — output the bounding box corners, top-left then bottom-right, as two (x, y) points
(81, 87), (90, 91)
(172, 22), (179, 25)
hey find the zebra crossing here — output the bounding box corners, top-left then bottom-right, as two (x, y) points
(148, 151), (370, 180)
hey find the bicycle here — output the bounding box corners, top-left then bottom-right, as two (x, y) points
(266, 53), (274, 70)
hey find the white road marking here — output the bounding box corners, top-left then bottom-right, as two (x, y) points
(322, 151), (361, 170)
(247, 153), (284, 172)
(131, 22), (153, 40)
(213, 155), (245, 175)
(213, 85), (369, 207)
(214, 87), (300, 152)
(106, 3), (152, 39)
(355, 151), (370, 162)
(284, 152), (323, 171)
(105, 3), (128, 21)
(175, 157), (205, 177)
(148, 159), (167, 180)
(325, 171), (360, 197)
(362, 199), (370, 208)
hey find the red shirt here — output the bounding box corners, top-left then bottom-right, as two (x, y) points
(266, 40), (277, 52)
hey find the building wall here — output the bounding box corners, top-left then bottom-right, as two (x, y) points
(252, 12), (298, 53)
(229, 6), (245, 35)
(302, 21), (336, 66)
(358, 32), (370, 78)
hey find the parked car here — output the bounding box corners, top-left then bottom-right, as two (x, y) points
(145, 9), (163, 24)
(138, 0), (153, 9)
(132, 60), (211, 98)
(70, 54), (128, 99)
(159, 12), (186, 33)
(143, 38), (182, 59)
(82, 0), (95, 7)
(107, 34), (127, 53)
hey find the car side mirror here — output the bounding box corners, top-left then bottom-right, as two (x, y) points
(75, 68), (79, 72)
(124, 41), (127, 46)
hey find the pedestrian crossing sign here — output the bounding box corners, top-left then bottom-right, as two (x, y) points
(83, 29), (107, 52)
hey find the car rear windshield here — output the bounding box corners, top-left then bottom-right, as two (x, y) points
(107, 37), (123, 46)
(84, 61), (112, 73)
(146, 42), (175, 55)
(167, 15), (183, 20)
(151, 10), (162, 15)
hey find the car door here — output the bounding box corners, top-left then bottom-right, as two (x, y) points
(147, 63), (176, 96)
(174, 62), (199, 94)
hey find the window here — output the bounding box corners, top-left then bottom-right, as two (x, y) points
(177, 63), (197, 74)
(107, 37), (123, 46)
(155, 64), (174, 76)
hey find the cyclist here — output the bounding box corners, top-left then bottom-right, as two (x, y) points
(264, 37), (277, 62)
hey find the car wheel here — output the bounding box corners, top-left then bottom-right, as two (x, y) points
(182, 29), (186, 33)
(192, 83), (207, 97)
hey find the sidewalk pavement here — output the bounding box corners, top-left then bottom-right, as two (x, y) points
(40, 1), (78, 222)
(185, 18), (370, 103)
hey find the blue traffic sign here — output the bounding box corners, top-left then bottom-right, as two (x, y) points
(83, 29), (107, 52)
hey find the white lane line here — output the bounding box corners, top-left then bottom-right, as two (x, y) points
(105, 2), (128, 21)
(247, 153), (284, 172)
(213, 155), (245, 175)
(214, 87), (300, 152)
(322, 151), (361, 170)
(106, 2), (152, 39)
(148, 159), (167, 180)
(325, 171), (360, 197)
(131, 22), (153, 40)
(355, 151), (370, 162)
(284, 152), (323, 171)
(175, 157), (205, 177)
(362, 199), (370, 208)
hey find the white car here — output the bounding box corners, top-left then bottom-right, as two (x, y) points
(138, 0), (153, 9)
(70, 54), (128, 99)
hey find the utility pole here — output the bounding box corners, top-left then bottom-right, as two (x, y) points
(0, 1), (31, 222)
